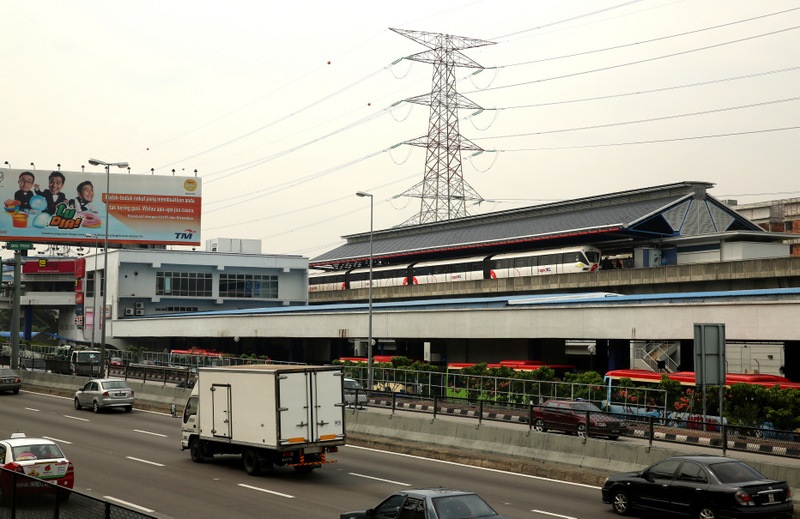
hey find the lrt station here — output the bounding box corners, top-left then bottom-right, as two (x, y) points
(4, 181), (800, 380)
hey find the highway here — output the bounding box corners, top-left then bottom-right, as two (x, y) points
(1, 390), (616, 519)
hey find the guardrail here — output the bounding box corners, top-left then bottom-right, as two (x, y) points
(0, 466), (157, 518)
(358, 390), (800, 460)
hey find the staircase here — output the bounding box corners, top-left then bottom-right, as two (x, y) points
(638, 341), (680, 373)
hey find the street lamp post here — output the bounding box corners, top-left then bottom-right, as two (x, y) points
(355, 191), (374, 391)
(88, 158), (128, 374)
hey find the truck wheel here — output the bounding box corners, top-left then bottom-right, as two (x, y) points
(243, 449), (262, 476)
(189, 438), (205, 463)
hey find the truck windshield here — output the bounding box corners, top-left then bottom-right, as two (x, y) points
(183, 396), (198, 424)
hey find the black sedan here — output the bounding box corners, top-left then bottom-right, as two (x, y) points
(0, 367), (22, 394)
(601, 455), (793, 518)
(341, 488), (513, 519)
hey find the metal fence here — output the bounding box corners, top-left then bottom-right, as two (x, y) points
(0, 467), (157, 519)
(351, 389), (800, 459)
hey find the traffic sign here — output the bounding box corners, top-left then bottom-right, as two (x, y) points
(6, 242), (33, 251)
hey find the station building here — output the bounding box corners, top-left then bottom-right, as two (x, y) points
(3, 180), (800, 373)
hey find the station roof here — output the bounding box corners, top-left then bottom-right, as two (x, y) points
(310, 181), (765, 269)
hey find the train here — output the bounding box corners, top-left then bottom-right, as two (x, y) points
(309, 245), (602, 292)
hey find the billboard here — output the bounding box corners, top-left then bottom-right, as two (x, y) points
(0, 168), (201, 246)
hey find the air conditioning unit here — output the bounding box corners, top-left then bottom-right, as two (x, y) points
(135, 302), (144, 310)
(124, 308), (134, 316)
(135, 309), (145, 316)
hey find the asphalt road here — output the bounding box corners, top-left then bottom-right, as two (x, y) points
(1, 390), (620, 519)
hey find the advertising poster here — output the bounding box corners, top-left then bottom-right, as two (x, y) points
(0, 168), (201, 246)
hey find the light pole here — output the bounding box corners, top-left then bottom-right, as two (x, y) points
(356, 191), (374, 391)
(88, 158), (128, 374)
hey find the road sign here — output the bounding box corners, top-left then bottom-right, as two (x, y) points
(6, 242), (33, 251)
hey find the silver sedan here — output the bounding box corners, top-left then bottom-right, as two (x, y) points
(74, 378), (135, 413)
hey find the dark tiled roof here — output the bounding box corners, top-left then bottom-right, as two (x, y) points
(310, 181), (762, 268)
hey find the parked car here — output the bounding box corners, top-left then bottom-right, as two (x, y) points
(601, 455), (794, 518)
(532, 399), (628, 439)
(74, 378), (135, 413)
(340, 488), (513, 519)
(344, 378), (367, 407)
(0, 367), (22, 394)
(0, 433), (74, 504)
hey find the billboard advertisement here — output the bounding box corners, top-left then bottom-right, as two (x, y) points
(0, 168), (201, 246)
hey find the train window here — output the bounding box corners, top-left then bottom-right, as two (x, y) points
(514, 256), (538, 268)
(564, 252), (581, 263)
(584, 250), (600, 263)
(493, 258), (514, 269)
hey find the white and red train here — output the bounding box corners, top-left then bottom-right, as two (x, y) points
(309, 245), (601, 292)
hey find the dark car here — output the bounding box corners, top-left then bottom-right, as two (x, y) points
(341, 488), (513, 519)
(0, 368), (22, 394)
(601, 455), (794, 518)
(532, 399), (628, 439)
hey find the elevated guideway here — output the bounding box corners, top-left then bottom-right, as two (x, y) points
(310, 255), (800, 304)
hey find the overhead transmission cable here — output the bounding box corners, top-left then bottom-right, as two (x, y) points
(462, 24), (800, 94)
(472, 96), (800, 141)
(487, 6), (800, 70)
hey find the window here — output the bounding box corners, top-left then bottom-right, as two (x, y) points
(219, 274), (278, 299)
(647, 459), (681, 480)
(678, 462), (708, 483)
(398, 497), (426, 519)
(156, 272), (213, 297)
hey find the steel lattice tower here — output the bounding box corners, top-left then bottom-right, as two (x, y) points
(391, 28), (495, 226)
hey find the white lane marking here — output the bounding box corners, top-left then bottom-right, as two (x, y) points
(237, 484), (295, 498)
(126, 456), (165, 467)
(531, 510), (577, 518)
(24, 391), (175, 417)
(345, 445), (600, 489)
(25, 407), (40, 412)
(103, 496), (155, 513)
(42, 436), (72, 445)
(64, 415), (90, 422)
(133, 429), (168, 438)
(349, 472), (411, 486)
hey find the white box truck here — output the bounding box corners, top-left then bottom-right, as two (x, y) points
(180, 364), (346, 475)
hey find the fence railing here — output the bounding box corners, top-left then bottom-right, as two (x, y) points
(0, 467), (158, 518)
(348, 388), (800, 460)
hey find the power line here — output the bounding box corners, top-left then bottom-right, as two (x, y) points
(489, 6), (800, 70)
(485, 125), (800, 153)
(463, 25), (800, 94)
(474, 96), (800, 141)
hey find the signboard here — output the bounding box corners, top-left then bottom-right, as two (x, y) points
(22, 258), (76, 274)
(6, 241), (32, 250)
(694, 323), (726, 386)
(0, 168), (201, 246)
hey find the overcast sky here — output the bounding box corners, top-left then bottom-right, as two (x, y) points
(3, 1), (799, 261)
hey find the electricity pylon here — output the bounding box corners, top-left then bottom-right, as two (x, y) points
(391, 28), (495, 226)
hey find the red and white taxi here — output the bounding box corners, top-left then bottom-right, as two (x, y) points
(0, 433), (74, 501)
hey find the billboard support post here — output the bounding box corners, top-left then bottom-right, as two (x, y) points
(694, 323), (726, 432)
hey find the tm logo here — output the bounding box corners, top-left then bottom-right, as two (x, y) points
(175, 229), (196, 240)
